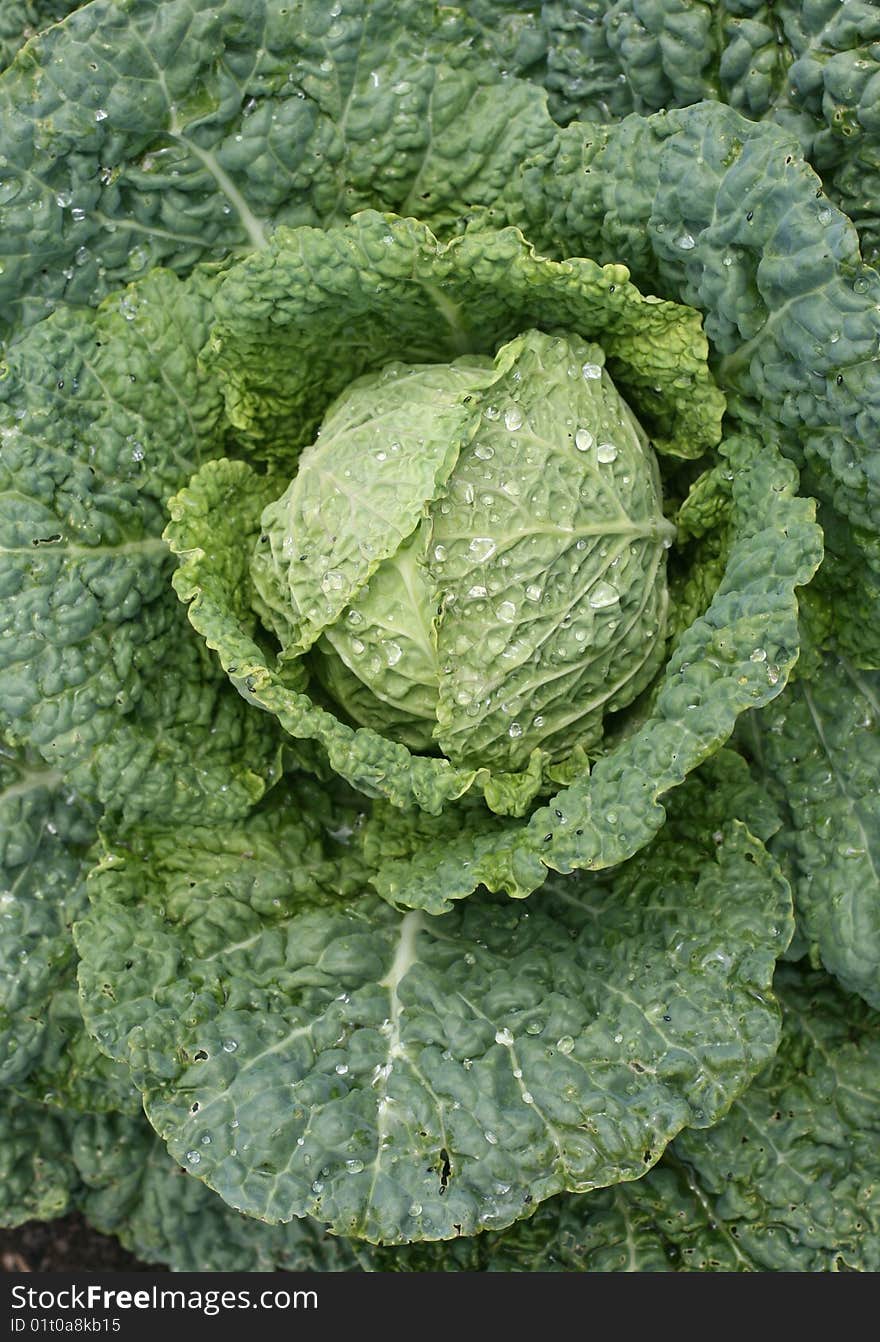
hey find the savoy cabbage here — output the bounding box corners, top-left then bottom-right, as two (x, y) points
(0, 0), (878, 1271)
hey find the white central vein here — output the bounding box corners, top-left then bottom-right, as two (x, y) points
(365, 911), (425, 1213)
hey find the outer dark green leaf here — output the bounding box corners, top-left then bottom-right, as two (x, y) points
(469, 2), (880, 263)
(380, 965), (880, 1272)
(20, 964), (880, 1270)
(76, 763), (791, 1243)
(0, 267), (280, 823)
(508, 102), (880, 566)
(669, 965), (880, 1271)
(0, 738), (139, 1113)
(73, 1112), (362, 1272)
(0, 1091), (77, 1226)
(0, 1094), (362, 1268)
(738, 653), (880, 1009)
(0, 1), (82, 73)
(0, 0), (556, 333)
(807, 494), (880, 669)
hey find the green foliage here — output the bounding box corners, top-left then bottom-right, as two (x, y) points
(76, 763), (790, 1242)
(0, 0), (876, 1273)
(738, 650), (880, 1010)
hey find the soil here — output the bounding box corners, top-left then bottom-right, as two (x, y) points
(0, 1215), (163, 1273)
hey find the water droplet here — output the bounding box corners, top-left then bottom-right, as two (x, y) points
(185, 1151), (201, 1165)
(575, 428), (594, 452)
(350, 637), (365, 655)
(345, 1158), (365, 1173)
(484, 404), (500, 421)
(596, 442), (618, 464)
(525, 583), (542, 602)
(321, 570), (345, 594)
(433, 544), (448, 562)
(95, 108), (108, 121)
(409, 1202), (423, 1216)
(56, 192), (72, 208)
(818, 207), (832, 224)
(385, 641), (402, 667)
(222, 1039), (238, 1053)
(484, 1130), (498, 1145)
(522, 1091), (534, 1104)
(508, 722), (523, 738)
(750, 648), (767, 663)
(525, 1020), (544, 1035)
(589, 581), (619, 609)
(854, 277), (869, 294)
(556, 1036), (575, 1055)
(675, 233), (696, 250)
(496, 600), (516, 622)
(504, 407), (523, 431)
(469, 536), (497, 562)
(581, 362), (602, 380)
(335, 1063), (349, 1075)
(495, 1027), (514, 1046)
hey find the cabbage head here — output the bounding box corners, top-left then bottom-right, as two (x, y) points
(165, 211), (817, 909)
(255, 330), (676, 773)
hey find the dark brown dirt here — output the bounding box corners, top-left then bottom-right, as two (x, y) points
(0, 1215), (163, 1273)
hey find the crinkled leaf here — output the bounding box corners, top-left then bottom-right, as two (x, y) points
(739, 653), (880, 1009)
(22, 963), (880, 1271)
(206, 211), (723, 460)
(669, 965), (880, 1271)
(73, 1111), (362, 1272)
(470, 2), (880, 263)
(0, 0), (556, 333)
(0, 1092), (77, 1227)
(508, 102), (880, 564)
(76, 764), (791, 1243)
(380, 964), (880, 1272)
(0, 739), (138, 1112)
(253, 358), (491, 656)
(0, 267), (280, 823)
(0, 0), (82, 72)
